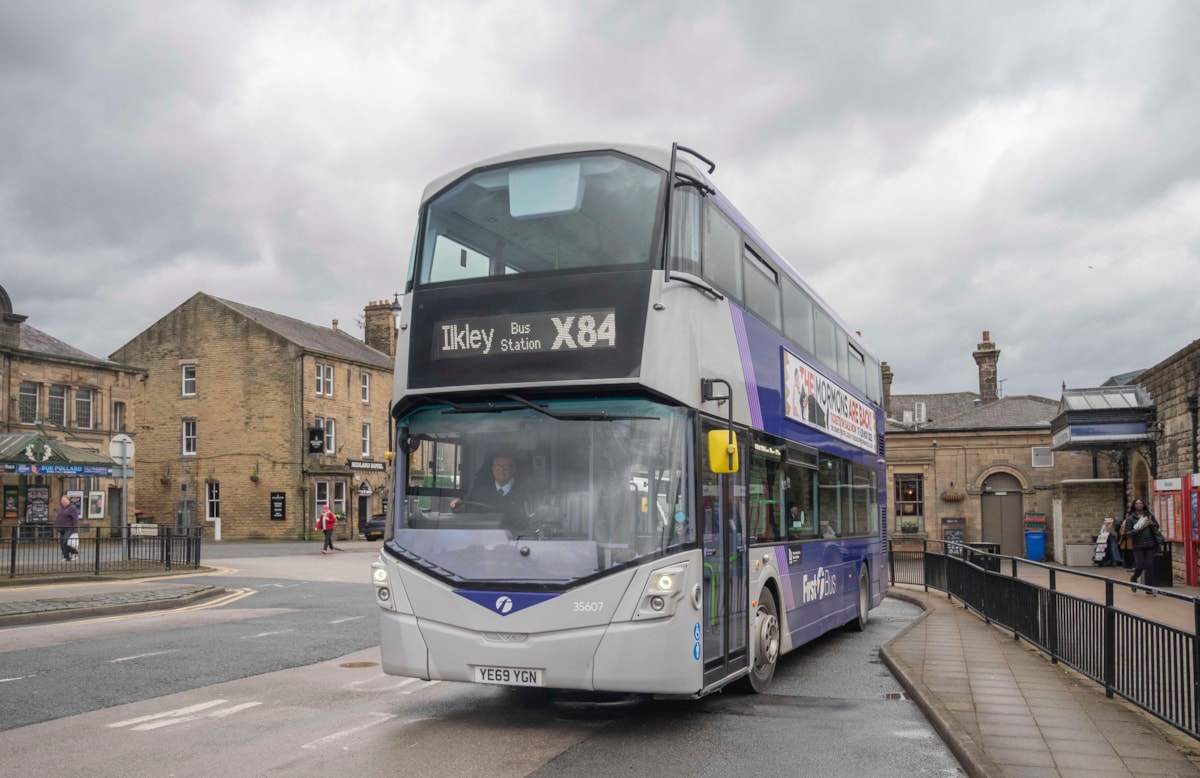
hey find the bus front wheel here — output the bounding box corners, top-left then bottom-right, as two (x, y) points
(747, 588), (780, 693)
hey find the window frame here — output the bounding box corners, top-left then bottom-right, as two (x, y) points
(316, 362), (334, 397)
(894, 474), (924, 530)
(181, 365), (197, 397)
(112, 401), (126, 432)
(361, 372), (370, 403)
(324, 418), (337, 454)
(48, 385), (67, 426)
(18, 381), (39, 424)
(182, 419), (197, 456)
(75, 387), (93, 429)
(361, 423), (371, 457)
(206, 481), (220, 520)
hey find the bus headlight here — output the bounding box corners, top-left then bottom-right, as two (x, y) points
(635, 563), (688, 620)
(372, 561), (396, 610)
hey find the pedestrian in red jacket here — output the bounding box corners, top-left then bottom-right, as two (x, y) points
(316, 504), (337, 554)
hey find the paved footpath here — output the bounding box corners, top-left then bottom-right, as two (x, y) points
(884, 581), (1200, 777)
(5, 551), (1200, 776)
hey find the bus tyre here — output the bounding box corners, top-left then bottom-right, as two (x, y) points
(747, 588), (780, 693)
(848, 565), (870, 632)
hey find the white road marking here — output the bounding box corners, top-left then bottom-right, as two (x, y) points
(207, 701), (262, 718)
(110, 650), (179, 663)
(110, 700), (263, 731)
(0, 675), (35, 683)
(242, 629), (294, 639)
(301, 712), (396, 750)
(329, 616), (364, 624)
(110, 700), (229, 728)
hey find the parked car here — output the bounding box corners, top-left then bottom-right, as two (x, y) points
(364, 513), (387, 541)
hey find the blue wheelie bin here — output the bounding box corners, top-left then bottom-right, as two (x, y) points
(1023, 513), (1047, 562)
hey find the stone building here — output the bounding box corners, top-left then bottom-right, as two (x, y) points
(110, 293), (397, 540)
(886, 331), (1120, 560)
(0, 284), (143, 534)
(1040, 335), (1200, 585)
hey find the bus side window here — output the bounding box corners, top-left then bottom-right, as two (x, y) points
(669, 187), (702, 276)
(703, 201), (742, 301)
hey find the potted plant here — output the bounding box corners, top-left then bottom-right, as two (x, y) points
(249, 471), (260, 483)
(159, 474), (171, 485)
(901, 521), (919, 534)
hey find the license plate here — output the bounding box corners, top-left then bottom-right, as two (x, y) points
(473, 665), (543, 687)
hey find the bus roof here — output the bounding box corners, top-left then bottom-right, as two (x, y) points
(420, 142), (713, 205)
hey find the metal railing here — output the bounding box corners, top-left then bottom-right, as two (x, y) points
(3, 526), (205, 578)
(889, 539), (1200, 740)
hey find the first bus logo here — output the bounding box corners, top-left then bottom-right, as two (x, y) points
(454, 590), (560, 616)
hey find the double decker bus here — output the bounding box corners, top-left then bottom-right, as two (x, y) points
(373, 143), (887, 696)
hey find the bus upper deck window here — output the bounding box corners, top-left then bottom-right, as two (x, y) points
(509, 160), (583, 218)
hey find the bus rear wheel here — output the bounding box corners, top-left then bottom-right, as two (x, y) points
(747, 588), (780, 693)
(848, 565), (870, 632)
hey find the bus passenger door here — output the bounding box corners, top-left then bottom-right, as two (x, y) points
(701, 420), (749, 688)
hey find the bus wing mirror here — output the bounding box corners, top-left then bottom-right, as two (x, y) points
(707, 430), (739, 473)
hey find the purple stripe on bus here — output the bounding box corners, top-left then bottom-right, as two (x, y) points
(774, 545), (798, 611)
(730, 306), (763, 428)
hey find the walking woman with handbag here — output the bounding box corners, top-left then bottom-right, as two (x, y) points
(316, 504), (338, 554)
(1124, 497), (1160, 596)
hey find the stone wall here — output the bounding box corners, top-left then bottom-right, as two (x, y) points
(1139, 338), (1200, 481)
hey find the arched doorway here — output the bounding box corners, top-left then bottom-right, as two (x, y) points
(1131, 457), (1151, 509)
(981, 472), (1024, 556)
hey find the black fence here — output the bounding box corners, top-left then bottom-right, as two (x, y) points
(3, 526), (205, 578)
(890, 539), (1200, 741)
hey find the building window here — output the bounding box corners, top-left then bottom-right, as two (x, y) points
(75, 388), (93, 429)
(181, 365), (196, 396)
(315, 480), (330, 520)
(18, 381), (39, 424)
(1031, 447), (1054, 468)
(894, 474), (924, 530)
(112, 401), (126, 432)
(183, 420), (197, 455)
(361, 423), (371, 457)
(316, 362), (334, 396)
(48, 385), (67, 426)
(324, 419), (336, 453)
(361, 372), (370, 403)
(333, 481), (347, 517)
(206, 481), (220, 520)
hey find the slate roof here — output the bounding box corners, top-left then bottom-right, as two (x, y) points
(887, 392), (1058, 433)
(15, 323), (113, 365)
(211, 295), (392, 370)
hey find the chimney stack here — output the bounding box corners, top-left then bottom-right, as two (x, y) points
(332, 319), (339, 332)
(972, 330), (1000, 404)
(881, 361), (893, 418)
(363, 298), (399, 358)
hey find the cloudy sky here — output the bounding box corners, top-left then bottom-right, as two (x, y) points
(3, 0), (1198, 401)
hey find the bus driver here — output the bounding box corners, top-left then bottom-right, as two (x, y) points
(449, 453), (535, 532)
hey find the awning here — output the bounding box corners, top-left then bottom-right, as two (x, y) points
(0, 432), (121, 477)
(1050, 386), (1155, 452)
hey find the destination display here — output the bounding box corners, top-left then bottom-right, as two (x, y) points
(432, 309), (616, 360)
